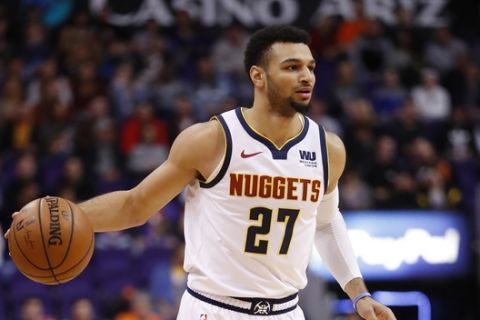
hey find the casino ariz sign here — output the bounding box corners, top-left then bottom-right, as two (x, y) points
(89, 0), (450, 28)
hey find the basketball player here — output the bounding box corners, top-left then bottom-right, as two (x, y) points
(7, 26), (395, 320)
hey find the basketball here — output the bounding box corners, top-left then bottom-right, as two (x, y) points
(7, 196), (95, 285)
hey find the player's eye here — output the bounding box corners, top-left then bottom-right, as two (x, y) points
(286, 65), (298, 71)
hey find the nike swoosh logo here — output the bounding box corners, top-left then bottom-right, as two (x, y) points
(241, 150), (263, 158)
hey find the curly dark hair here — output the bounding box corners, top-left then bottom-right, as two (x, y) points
(243, 25), (311, 76)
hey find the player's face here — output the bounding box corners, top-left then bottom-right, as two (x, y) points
(264, 42), (316, 115)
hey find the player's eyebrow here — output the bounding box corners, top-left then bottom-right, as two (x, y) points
(280, 58), (316, 65)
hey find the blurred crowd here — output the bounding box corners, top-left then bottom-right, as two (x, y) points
(0, 1), (479, 319)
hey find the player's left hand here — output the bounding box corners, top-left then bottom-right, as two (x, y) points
(356, 297), (396, 320)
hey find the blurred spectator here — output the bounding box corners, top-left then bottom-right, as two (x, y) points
(0, 76), (23, 129)
(424, 26), (467, 74)
(132, 21), (166, 99)
(371, 68), (407, 121)
(386, 29), (420, 88)
(115, 290), (164, 320)
(25, 57), (72, 109)
(154, 66), (188, 118)
(342, 98), (377, 171)
(309, 16), (340, 99)
(21, 21), (50, 76)
(73, 95), (111, 158)
(168, 10), (211, 82)
(310, 16), (340, 60)
(121, 102), (169, 155)
(407, 138), (451, 209)
(70, 298), (97, 320)
(351, 18), (394, 89)
(6, 57), (28, 82)
(0, 8), (13, 74)
(110, 62), (143, 121)
(384, 98), (426, 153)
(389, 170), (418, 208)
(442, 108), (479, 213)
(2, 152), (41, 228)
(127, 123), (169, 182)
(132, 19), (163, 55)
(443, 53), (480, 108)
(20, 297), (54, 320)
(412, 68), (451, 123)
(308, 97), (343, 137)
(211, 24), (249, 75)
(335, 0), (368, 51)
(443, 108), (479, 162)
(54, 156), (94, 202)
(1, 104), (39, 153)
(58, 12), (101, 72)
(190, 55), (232, 121)
(72, 61), (104, 114)
(339, 169), (372, 210)
(366, 135), (401, 208)
(171, 95), (196, 137)
(84, 118), (125, 193)
(35, 95), (73, 155)
(38, 130), (72, 194)
(329, 59), (361, 117)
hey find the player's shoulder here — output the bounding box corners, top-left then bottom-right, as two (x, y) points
(169, 119), (225, 171)
(324, 131), (346, 192)
(176, 120), (223, 143)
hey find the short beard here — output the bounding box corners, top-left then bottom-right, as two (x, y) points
(265, 73), (311, 116)
(289, 99), (310, 115)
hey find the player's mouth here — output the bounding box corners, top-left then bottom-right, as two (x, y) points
(295, 87), (312, 100)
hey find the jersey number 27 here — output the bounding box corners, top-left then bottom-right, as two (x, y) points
(245, 207), (299, 255)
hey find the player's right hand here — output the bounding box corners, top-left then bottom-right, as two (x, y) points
(356, 298), (396, 320)
(3, 211), (19, 239)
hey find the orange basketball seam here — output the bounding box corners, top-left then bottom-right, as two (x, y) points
(38, 197), (61, 285)
(49, 200), (75, 269)
(16, 233), (95, 280)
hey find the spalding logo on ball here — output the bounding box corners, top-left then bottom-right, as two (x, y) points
(8, 196), (95, 285)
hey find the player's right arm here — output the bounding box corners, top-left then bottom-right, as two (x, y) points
(78, 120), (224, 232)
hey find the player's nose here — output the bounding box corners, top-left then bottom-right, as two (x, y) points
(299, 66), (314, 84)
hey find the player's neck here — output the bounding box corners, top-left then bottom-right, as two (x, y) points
(243, 105), (303, 148)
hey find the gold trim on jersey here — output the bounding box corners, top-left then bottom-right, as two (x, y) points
(240, 107), (304, 150)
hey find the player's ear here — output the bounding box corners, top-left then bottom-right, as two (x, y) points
(250, 66), (265, 88)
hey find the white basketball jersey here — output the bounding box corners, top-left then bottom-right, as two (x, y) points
(183, 107), (329, 298)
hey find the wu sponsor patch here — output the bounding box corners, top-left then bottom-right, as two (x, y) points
(299, 150), (317, 167)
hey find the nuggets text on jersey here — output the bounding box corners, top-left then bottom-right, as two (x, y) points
(229, 173), (321, 202)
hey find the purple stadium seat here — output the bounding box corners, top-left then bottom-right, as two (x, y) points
(132, 245), (172, 288)
(9, 272), (55, 319)
(54, 269), (96, 318)
(91, 248), (137, 303)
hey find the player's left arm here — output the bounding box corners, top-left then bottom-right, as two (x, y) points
(315, 131), (396, 320)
